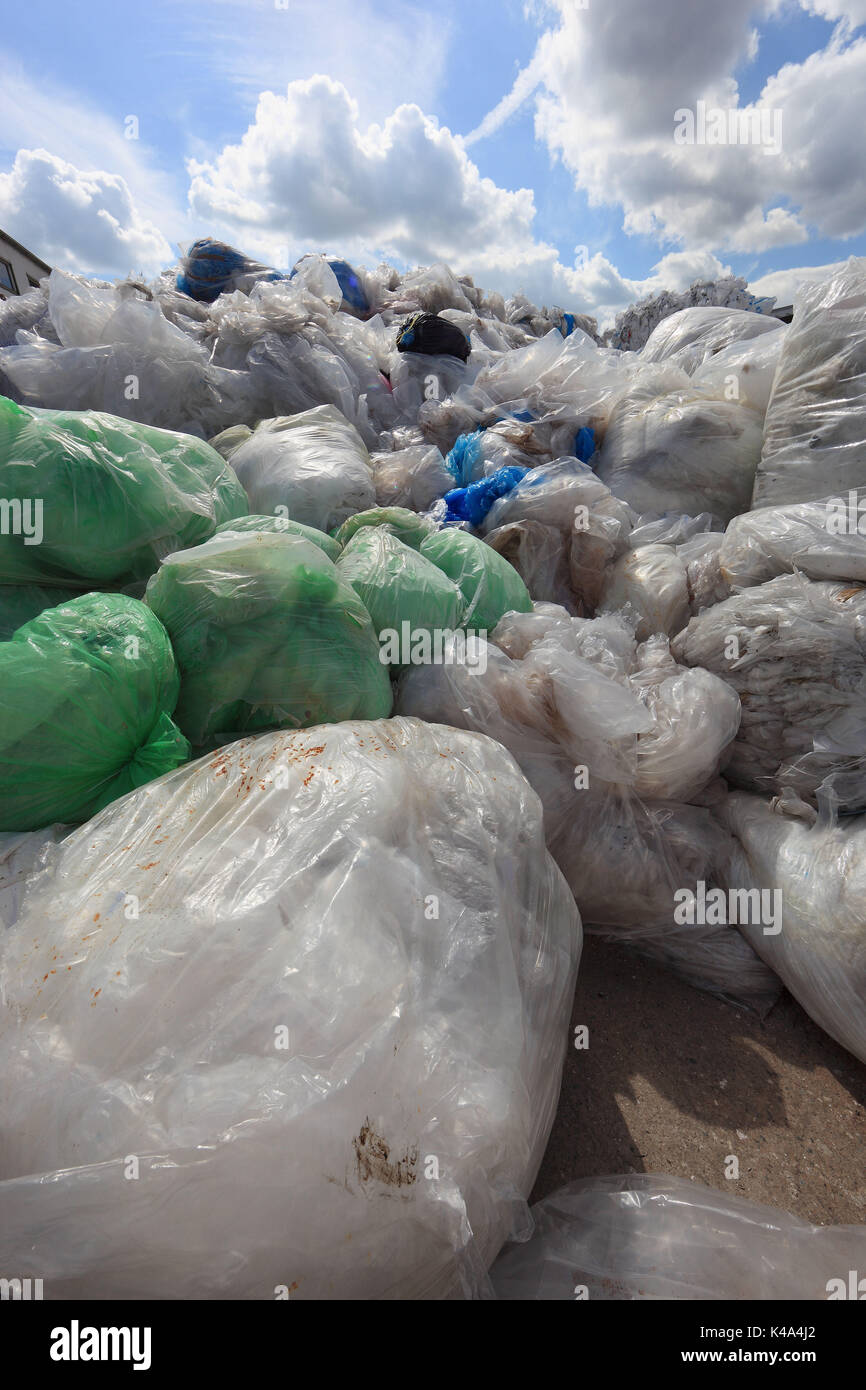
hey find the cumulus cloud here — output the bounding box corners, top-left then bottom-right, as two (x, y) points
(472, 0), (866, 257)
(0, 149), (173, 275)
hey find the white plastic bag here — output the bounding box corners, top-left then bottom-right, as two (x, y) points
(640, 305), (784, 374)
(597, 377), (764, 524)
(721, 494), (866, 587)
(490, 1175), (866, 1299)
(0, 718), (581, 1299)
(754, 257), (866, 507)
(228, 404), (375, 532)
(718, 791), (866, 1064)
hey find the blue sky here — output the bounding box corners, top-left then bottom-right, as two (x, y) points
(1, 0), (864, 326)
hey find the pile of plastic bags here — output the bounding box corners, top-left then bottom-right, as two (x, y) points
(1, 238), (865, 1300)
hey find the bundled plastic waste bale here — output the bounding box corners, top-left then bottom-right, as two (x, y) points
(0, 396), (248, 588)
(607, 275), (775, 353)
(0, 593), (189, 831)
(331, 507), (433, 551)
(419, 528), (532, 633)
(718, 792), (866, 1064)
(0, 583), (80, 640)
(177, 237), (285, 302)
(753, 258), (866, 508)
(673, 575), (866, 812)
(596, 375), (764, 525)
(598, 545), (691, 640)
(691, 328), (786, 417)
(145, 529), (393, 748)
(336, 529), (464, 663)
(0, 718), (581, 1299)
(369, 442), (454, 510)
(720, 493), (866, 588)
(396, 311), (471, 362)
(639, 305), (784, 374)
(397, 615), (774, 1010)
(213, 512), (341, 561)
(227, 404), (375, 533)
(490, 1175), (866, 1299)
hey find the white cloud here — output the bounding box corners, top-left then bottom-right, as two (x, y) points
(749, 257), (848, 304)
(0, 150), (173, 275)
(0, 54), (184, 246)
(469, 0), (866, 257)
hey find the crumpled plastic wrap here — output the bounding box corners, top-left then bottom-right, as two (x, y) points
(227, 404), (375, 533)
(144, 528), (393, 748)
(754, 257), (866, 507)
(396, 611), (775, 1010)
(0, 825), (68, 929)
(490, 1174), (866, 1299)
(0, 394), (248, 588)
(598, 527), (729, 639)
(672, 575), (866, 812)
(0, 718), (581, 1299)
(0, 593), (188, 830)
(481, 458), (636, 614)
(717, 791), (866, 1064)
(720, 493), (866, 588)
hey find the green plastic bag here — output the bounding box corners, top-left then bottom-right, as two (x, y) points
(336, 528), (464, 666)
(0, 396), (248, 588)
(0, 593), (189, 831)
(331, 507), (434, 551)
(214, 513), (341, 562)
(0, 583), (81, 640)
(419, 528), (532, 634)
(145, 530), (393, 748)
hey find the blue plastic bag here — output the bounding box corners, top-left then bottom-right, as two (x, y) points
(574, 426), (596, 463)
(445, 430), (486, 487)
(443, 466), (528, 528)
(177, 239), (284, 303)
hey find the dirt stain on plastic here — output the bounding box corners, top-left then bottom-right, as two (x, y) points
(353, 1119), (418, 1189)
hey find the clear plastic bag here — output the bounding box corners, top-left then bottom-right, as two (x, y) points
(396, 616), (773, 1009)
(639, 305), (784, 374)
(490, 1175), (866, 1299)
(754, 257), (866, 507)
(0, 718), (581, 1298)
(597, 377), (764, 525)
(718, 791), (866, 1064)
(227, 404), (375, 534)
(720, 493), (866, 587)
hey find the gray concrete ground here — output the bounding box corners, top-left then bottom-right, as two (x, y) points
(533, 936), (866, 1224)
